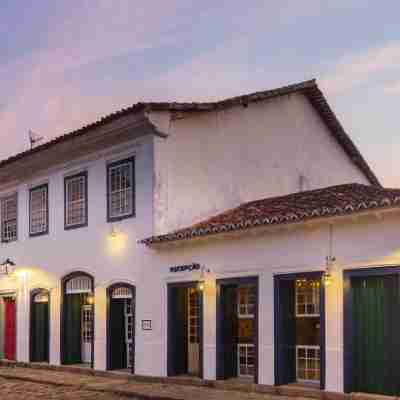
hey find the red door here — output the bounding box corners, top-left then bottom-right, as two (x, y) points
(4, 298), (16, 360)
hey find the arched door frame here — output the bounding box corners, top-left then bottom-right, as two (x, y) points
(106, 282), (135, 373)
(60, 271), (94, 368)
(29, 288), (50, 363)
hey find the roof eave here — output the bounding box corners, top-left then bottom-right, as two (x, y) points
(140, 204), (400, 247)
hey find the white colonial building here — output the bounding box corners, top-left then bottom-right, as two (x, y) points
(0, 79), (399, 397)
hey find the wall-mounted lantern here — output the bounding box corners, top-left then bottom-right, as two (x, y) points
(86, 293), (95, 306)
(323, 255), (335, 287)
(0, 258), (16, 276)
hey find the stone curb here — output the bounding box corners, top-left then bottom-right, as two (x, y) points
(0, 360), (393, 400)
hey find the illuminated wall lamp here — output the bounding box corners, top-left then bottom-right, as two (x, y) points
(110, 226), (117, 237)
(86, 293), (95, 305)
(0, 258), (16, 276)
(323, 256), (335, 287)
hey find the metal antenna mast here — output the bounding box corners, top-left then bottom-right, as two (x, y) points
(29, 130), (44, 149)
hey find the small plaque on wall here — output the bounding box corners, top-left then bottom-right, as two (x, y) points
(142, 320), (152, 331)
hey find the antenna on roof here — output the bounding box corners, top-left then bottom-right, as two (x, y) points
(29, 130), (44, 149)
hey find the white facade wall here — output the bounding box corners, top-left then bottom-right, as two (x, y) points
(150, 93), (370, 234)
(0, 134), (154, 370)
(138, 212), (400, 392)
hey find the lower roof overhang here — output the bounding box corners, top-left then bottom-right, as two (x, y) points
(141, 206), (400, 250)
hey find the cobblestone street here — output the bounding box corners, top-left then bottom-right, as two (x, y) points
(0, 376), (131, 399)
(0, 364), (318, 400)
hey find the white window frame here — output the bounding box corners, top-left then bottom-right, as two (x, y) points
(124, 298), (134, 368)
(295, 279), (320, 317)
(238, 343), (255, 378)
(66, 276), (92, 294)
(107, 157), (135, 221)
(1, 193), (18, 243)
(65, 172), (87, 229)
(237, 285), (256, 318)
(29, 184), (48, 236)
(296, 345), (320, 383)
(188, 288), (200, 344)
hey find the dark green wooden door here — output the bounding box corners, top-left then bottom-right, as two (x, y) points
(109, 299), (126, 370)
(64, 294), (82, 364)
(351, 275), (400, 396)
(31, 300), (49, 362)
(221, 285), (238, 379)
(276, 279), (296, 385)
(168, 286), (188, 376)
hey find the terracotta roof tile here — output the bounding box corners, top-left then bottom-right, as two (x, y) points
(0, 79), (380, 186)
(140, 184), (400, 245)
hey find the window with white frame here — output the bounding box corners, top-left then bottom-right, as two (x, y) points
(1, 193), (18, 243)
(29, 184), (48, 236)
(296, 345), (320, 382)
(188, 288), (200, 344)
(237, 285), (256, 318)
(107, 157), (135, 221)
(65, 172), (87, 229)
(238, 343), (255, 377)
(295, 279), (320, 317)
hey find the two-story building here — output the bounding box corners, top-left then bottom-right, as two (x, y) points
(1, 79), (400, 397)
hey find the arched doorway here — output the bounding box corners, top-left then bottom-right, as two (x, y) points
(107, 283), (135, 373)
(61, 272), (94, 367)
(30, 288), (50, 362)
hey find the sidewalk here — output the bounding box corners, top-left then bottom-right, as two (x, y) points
(0, 364), (317, 400)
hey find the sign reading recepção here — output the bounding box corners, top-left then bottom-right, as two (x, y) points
(169, 263), (201, 273)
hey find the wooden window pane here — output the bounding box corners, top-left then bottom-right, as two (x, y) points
(30, 186), (48, 235)
(1, 193), (18, 242)
(66, 174), (87, 227)
(108, 159), (134, 220)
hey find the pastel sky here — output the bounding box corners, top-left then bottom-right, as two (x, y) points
(1, 1), (400, 186)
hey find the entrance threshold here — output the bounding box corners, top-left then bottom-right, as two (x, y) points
(66, 363), (92, 369)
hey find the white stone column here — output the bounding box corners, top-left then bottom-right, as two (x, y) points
(324, 266), (342, 392)
(94, 285), (107, 370)
(259, 271), (274, 385)
(16, 273), (29, 362)
(49, 285), (61, 365)
(203, 277), (216, 380)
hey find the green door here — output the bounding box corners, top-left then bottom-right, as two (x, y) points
(64, 294), (82, 364)
(276, 279), (296, 385)
(221, 285), (238, 379)
(351, 275), (400, 396)
(168, 286), (188, 376)
(109, 299), (126, 370)
(31, 296), (49, 362)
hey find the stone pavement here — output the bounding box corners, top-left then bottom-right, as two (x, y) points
(0, 376), (129, 399)
(0, 365), (316, 400)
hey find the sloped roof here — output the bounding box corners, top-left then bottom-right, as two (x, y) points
(0, 79), (380, 186)
(140, 184), (400, 245)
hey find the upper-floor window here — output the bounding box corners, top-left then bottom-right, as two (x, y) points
(29, 184), (48, 236)
(1, 193), (17, 243)
(107, 157), (135, 222)
(65, 172), (88, 229)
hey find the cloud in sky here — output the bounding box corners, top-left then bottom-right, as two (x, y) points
(1, 1), (400, 186)
(321, 41), (400, 95)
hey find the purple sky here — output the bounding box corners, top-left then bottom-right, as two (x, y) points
(1, 1), (400, 186)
